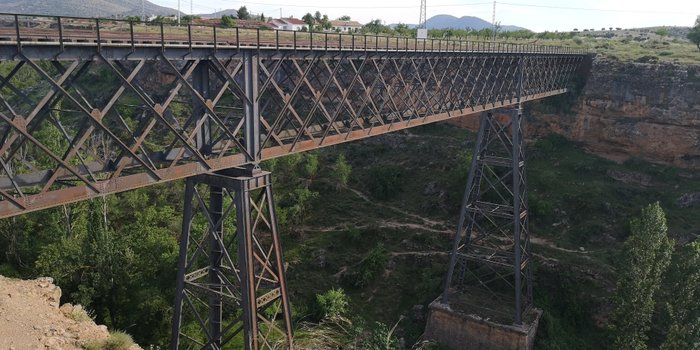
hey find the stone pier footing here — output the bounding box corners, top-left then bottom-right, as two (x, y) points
(424, 298), (542, 350)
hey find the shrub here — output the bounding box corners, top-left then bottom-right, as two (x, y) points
(105, 331), (135, 350)
(315, 288), (350, 319)
(342, 244), (389, 288)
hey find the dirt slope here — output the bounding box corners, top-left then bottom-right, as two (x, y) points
(0, 275), (140, 350)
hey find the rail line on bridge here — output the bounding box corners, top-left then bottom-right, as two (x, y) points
(0, 12), (589, 350)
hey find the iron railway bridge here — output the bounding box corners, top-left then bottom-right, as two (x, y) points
(0, 13), (588, 350)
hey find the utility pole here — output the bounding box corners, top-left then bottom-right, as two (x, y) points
(141, 0), (145, 22)
(492, 1), (497, 40)
(190, 0), (193, 16)
(417, 0), (427, 39)
(177, 0), (181, 25)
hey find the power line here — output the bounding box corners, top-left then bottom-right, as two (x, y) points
(498, 2), (688, 15)
(217, 1), (491, 10)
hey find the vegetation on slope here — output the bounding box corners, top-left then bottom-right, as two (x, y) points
(0, 122), (699, 348)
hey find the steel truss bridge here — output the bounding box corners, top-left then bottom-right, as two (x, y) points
(0, 13), (588, 350)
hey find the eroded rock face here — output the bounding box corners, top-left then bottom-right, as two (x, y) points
(528, 57), (700, 169)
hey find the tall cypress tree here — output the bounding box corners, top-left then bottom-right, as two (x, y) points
(610, 202), (674, 350)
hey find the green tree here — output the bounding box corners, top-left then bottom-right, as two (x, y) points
(237, 6), (250, 20)
(660, 241), (700, 349)
(302, 13), (315, 30)
(655, 27), (669, 38)
(338, 15), (351, 21)
(221, 15), (236, 28)
(181, 15), (200, 24)
(363, 19), (390, 35)
(394, 23), (412, 37)
(610, 202), (674, 350)
(332, 154), (351, 190)
(315, 288), (349, 320)
(688, 17), (700, 52)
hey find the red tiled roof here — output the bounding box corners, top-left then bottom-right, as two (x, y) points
(281, 18), (306, 25)
(330, 20), (362, 27)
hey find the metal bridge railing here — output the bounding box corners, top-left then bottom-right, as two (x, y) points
(0, 12), (589, 55)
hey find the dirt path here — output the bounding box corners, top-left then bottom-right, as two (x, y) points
(347, 187), (447, 228)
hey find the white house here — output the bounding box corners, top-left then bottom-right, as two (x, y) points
(268, 18), (306, 31)
(330, 20), (362, 33)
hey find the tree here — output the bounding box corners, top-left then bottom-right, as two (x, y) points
(610, 202), (674, 350)
(259, 13), (265, 21)
(237, 6), (250, 20)
(363, 19), (389, 35)
(688, 17), (700, 52)
(655, 27), (669, 38)
(660, 242), (700, 349)
(338, 15), (351, 21)
(221, 15), (236, 28)
(302, 12), (315, 30)
(332, 154), (351, 190)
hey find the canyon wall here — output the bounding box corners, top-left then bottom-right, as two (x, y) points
(452, 57), (700, 168)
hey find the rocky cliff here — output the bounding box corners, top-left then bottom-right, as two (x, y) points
(527, 57), (700, 168)
(450, 57), (700, 168)
(0, 276), (141, 350)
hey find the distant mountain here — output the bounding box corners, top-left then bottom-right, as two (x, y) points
(0, 0), (178, 18)
(198, 9), (238, 19)
(392, 14), (527, 32)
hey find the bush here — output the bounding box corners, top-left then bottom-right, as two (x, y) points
(105, 331), (135, 350)
(342, 244), (389, 288)
(315, 288), (350, 320)
(332, 154), (352, 190)
(85, 331), (135, 350)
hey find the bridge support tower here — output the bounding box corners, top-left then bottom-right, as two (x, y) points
(171, 169), (293, 350)
(426, 107), (541, 350)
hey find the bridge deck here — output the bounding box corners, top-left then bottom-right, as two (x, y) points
(0, 13), (586, 56)
(0, 13), (589, 218)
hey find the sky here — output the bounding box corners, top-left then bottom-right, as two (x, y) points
(149, 0), (700, 32)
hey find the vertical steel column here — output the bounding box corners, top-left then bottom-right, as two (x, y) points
(170, 178), (194, 350)
(194, 61), (212, 153)
(236, 178), (259, 350)
(266, 185), (294, 347)
(209, 185), (224, 346)
(243, 50), (260, 165)
(511, 106), (523, 324)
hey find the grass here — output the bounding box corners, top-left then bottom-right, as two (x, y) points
(68, 306), (94, 323)
(84, 331), (134, 350)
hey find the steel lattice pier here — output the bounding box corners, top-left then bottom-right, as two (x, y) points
(442, 108), (533, 324)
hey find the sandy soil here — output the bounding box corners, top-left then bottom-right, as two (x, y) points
(0, 275), (140, 350)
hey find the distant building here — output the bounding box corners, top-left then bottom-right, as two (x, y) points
(330, 20), (362, 33)
(268, 18), (306, 31)
(191, 18), (273, 29)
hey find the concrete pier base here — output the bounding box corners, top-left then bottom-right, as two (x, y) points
(424, 298), (542, 350)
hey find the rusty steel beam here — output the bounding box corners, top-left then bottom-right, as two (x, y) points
(0, 17), (587, 221)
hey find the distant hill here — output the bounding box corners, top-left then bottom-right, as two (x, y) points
(392, 14), (528, 32)
(198, 9), (238, 19)
(0, 0), (178, 18)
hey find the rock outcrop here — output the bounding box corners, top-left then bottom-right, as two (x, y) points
(0, 276), (141, 350)
(450, 57), (700, 169)
(527, 57), (700, 168)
